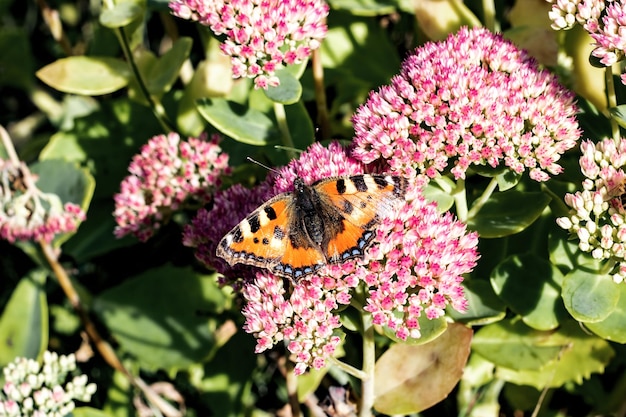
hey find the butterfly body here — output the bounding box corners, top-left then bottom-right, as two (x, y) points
(217, 174), (407, 281)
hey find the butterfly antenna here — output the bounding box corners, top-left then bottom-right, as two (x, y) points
(246, 157), (282, 176)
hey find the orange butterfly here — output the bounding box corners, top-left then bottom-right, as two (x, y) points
(216, 174), (408, 282)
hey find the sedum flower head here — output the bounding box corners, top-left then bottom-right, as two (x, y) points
(557, 138), (626, 283)
(352, 27), (580, 182)
(169, 0), (329, 89)
(114, 132), (230, 242)
(0, 351), (96, 417)
(546, 0), (604, 31)
(0, 160), (85, 243)
(227, 142), (479, 374)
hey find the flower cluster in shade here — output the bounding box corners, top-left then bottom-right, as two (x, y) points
(0, 159), (85, 243)
(352, 27), (580, 182)
(114, 132), (230, 242)
(557, 138), (626, 283)
(0, 351), (96, 417)
(185, 141), (479, 374)
(547, 0), (626, 84)
(169, 0), (329, 89)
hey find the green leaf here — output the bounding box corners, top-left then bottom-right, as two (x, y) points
(264, 69), (302, 104)
(99, 2), (144, 28)
(373, 323), (473, 414)
(285, 101), (315, 151)
(472, 319), (564, 371)
(549, 231), (593, 273)
(197, 98), (278, 146)
(0, 270), (48, 366)
(585, 281), (626, 342)
(40, 98), (162, 198)
(448, 279), (506, 326)
(495, 321), (614, 388)
(93, 265), (227, 370)
(195, 331), (260, 416)
(562, 268), (620, 323)
(36, 56), (131, 95)
(31, 159), (95, 209)
(0, 28), (34, 90)
(72, 407), (114, 417)
(467, 191), (551, 238)
(491, 254), (566, 330)
(382, 315), (448, 345)
(422, 180), (455, 212)
(62, 198), (135, 263)
(327, 0), (397, 16)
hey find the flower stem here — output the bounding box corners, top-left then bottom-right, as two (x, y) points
(605, 66), (620, 142)
(453, 178), (469, 222)
(359, 313), (375, 417)
(467, 177), (499, 220)
(273, 102), (297, 159)
(312, 47), (330, 140)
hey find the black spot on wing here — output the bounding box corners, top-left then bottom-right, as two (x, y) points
(336, 178), (347, 194)
(274, 225), (285, 240)
(341, 199), (354, 214)
(352, 175), (367, 192)
(248, 213), (261, 233)
(264, 205), (277, 220)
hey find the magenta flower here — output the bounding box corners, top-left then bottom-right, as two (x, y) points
(169, 0), (329, 89)
(201, 142), (479, 374)
(114, 132), (230, 242)
(546, 0), (604, 31)
(352, 27), (580, 182)
(183, 181), (275, 284)
(557, 138), (626, 283)
(0, 160), (85, 243)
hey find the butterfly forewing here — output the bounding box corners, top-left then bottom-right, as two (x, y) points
(217, 195), (293, 267)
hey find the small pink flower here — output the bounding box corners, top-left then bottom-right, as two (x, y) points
(114, 132), (230, 242)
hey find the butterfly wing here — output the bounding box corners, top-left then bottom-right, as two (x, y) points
(313, 174), (407, 262)
(216, 193), (326, 280)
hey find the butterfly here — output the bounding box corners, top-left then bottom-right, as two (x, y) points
(216, 174), (408, 282)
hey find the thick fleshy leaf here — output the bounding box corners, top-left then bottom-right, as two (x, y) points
(448, 279), (506, 326)
(264, 69), (302, 104)
(196, 98), (278, 146)
(609, 105), (626, 129)
(467, 191), (551, 238)
(99, 2), (143, 28)
(93, 266), (228, 370)
(72, 408), (113, 417)
(490, 254), (566, 330)
(0, 270), (48, 366)
(549, 232), (594, 273)
(373, 323), (472, 414)
(382, 315), (448, 345)
(495, 321), (614, 389)
(561, 268), (619, 323)
(327, 0), (397, 15)
(585, 281), (626, 342)
(36, 56), (131, 95)
(472, 319), (564, 370)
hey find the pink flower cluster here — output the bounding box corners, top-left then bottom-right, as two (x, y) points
(169, 0), (329, 89)
(352, 27), (580, 182)
(190, 142), (479, 374)
(114, 132), (230, 242)
(0, 160), (85, 243)
(547, 0), (626, 84)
